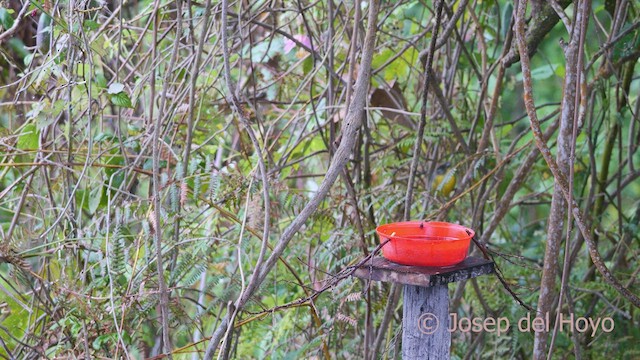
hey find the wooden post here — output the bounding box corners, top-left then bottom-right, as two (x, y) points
(353, 256), (494, 360)
(402, 284), (450, 359)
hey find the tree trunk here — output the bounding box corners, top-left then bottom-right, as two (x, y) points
(532, 18), (581, 360)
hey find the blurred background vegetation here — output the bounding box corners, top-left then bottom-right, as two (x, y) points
(0, 0), (638, 358)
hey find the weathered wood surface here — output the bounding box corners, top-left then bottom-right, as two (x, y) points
(402, 284), (450, 360)
(352, 256), (494, 287)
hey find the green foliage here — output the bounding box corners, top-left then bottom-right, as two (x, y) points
(109, 91), (134, 109)
(612, 23), (640, 62)
(0, 7), (14, 30)
(16, 123), (39, 151)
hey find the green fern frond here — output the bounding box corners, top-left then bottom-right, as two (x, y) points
(183, 263), (207, 287)
(209, 172), (220, 200)
(170, 183), (179, 213)
(193, 174), (202, 200)
(111, 230), (126, 276)
(175, 162), (184, 180)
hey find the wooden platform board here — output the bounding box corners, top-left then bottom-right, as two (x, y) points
(352, 256), (494, 287)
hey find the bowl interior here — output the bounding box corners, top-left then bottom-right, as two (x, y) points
(398, 235), (459, 242)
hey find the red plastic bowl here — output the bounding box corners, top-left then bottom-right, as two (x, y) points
(376, 221), (474, 267)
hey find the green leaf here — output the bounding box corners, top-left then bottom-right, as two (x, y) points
(0, 8), (14, 30)
(245, 38), (283, 63)
(94, 132), (117, 142)
(36, 13), (52, 50)
(88, 186), (104, 214)
(17, 124), (39, 151)
(302, 55), (313, 75)
(7, 38), (28, 59)
(104, 153), (125, 189)
(403, 2), (426, 21)
(95, 74), (107, 89)
(501, 3), (514, 39)
(75, 188), (103, 214)
(371, 48), (394, 70)
(26, 102), (46, 121)
(83, 19), (99, 30)
(612, 24), (640, 62)
(515, 63), (561, 81)
(104, 154), (124, 178)
(109, 92), (133, 108)
(92, 333), (115, 350)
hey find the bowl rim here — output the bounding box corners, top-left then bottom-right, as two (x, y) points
(376, 221), (475, 242)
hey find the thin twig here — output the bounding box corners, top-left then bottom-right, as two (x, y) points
(150, 0), (174, 354)
(404, 0), (445, 221)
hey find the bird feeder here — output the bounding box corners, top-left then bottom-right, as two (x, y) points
(353, 221), (495, 360)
